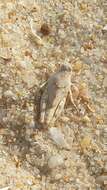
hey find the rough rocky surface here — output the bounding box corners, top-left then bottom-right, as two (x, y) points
(0, 0), (107, 189)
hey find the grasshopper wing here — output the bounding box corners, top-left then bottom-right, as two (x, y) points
(40, 66), (71, 125)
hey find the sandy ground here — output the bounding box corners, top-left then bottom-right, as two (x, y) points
(0, 0), (107, 189)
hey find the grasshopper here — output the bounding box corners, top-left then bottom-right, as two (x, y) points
(39, 64), (78, 126)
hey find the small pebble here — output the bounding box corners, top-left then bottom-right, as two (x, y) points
(102, 25), (107, 31)
(40, 23), (51, 35)
(30, 185), (41, 190)
(54, 173), (62, 180)
(49, 127), (70, 150)
(48, 154), (64, 169)
(4, 90), (14, 98)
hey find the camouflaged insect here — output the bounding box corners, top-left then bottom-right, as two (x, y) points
(39, 64), (77, 126)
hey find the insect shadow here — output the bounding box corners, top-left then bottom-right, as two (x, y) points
(0, 90), (48, 175)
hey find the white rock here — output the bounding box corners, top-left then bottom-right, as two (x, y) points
(0, 47), (12, 59)
(30, 185), (41, 190)
(20, 60), (34, 70)
(102, 25), (107, 31)
(0, 186), (11, 190)
(18, 0), (35, 8)
(58, 29), (66, 39)
(48, 154), (64, 169)
(54, 173), (62, 180)
(4, 90), (15, 98)
(49, 127), (70, 150)
(27, 179), (33, 185)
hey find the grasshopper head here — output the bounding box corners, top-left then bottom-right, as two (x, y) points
(60, 64), (71, 72)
